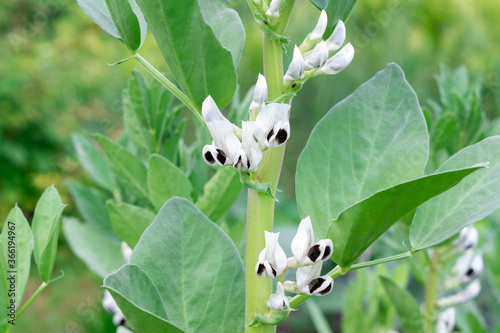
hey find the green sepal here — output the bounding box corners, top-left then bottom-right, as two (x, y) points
(247, 309), (292, 327)
(240, 172), (278, 201)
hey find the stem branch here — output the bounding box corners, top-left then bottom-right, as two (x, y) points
(16, 282), (48, 320)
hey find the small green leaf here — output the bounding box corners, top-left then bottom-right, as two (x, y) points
(107, 200), (155, 248)
(240, 172), (276, 200)
(410, 136), (500, 250)
(327, 165), (485, 268)
(32, 186), (66, 282)
(130, 198), (245, 332)
(1, 206), (33, 311)
(196, 167), (242, 222)
(63, 217), (124, 279)
(297, 64), (429, 239)
(309, 0), (358, 36)
(104, 0), (143, 51)
(380, 277), (424, 333)
(148, 154), (193, 210)
(247, 309), (291, 327)
(104, 264), (184, 333)
(72, 133), (117, 192)
(96, 135), (150, 203)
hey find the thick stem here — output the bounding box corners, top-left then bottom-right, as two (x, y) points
(424, 250), (440, 333)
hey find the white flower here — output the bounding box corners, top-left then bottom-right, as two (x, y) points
(456, 251), (483, 284)
(254, 103), (290, 149)
(452, 226), (479, 253)
(117, 327), (133, 333)
(233, 121), (262, 172)
(284, 45), (305, 83)
(121, 242), (132, 263)
(291, 216), (333, 265)
(304, 41), (329, 69)
(266, 0), (280, 18)
(255, 231), (287, 279)
(436, 308), (456, 333)
(437, 279), (481, 307)
(267, 282), (291, 311)
(325, 20), (346, 52)
(319, 43), (354, 75)
(309, 10), (328, 43)
(202, 96), (241, 166)
(295, 262), (333, 296)
(249, 74), (268, 114)
(103, 290), (127, 326)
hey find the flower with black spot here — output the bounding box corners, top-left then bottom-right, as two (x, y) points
(291, 216), (333, 265)
(256, 231), (287, 279)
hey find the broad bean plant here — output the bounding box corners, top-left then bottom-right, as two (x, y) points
(2, 0), (500, 332)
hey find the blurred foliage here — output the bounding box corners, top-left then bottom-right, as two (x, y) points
(1, 0), (500, 331)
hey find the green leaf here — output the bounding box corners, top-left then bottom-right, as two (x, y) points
(297, 64), (429, 239)
(410, 136), (500, 250)
(96, 135), (150, 203)
(1, 206), (33, 311)
(63, 217), (124, 279)
(32, 186), (65, 282)
(130, 198), (245, 332)
(198, 0), (245, 66)
(72, 133), (117, 192)
(147, 154), (193, 210)
(134, 0), (238, 108)
(76, 0), (120, 38)
(327, 165), (484, 268)
(68, 182), (116, 239)
(309, 0), (358, 35)
(107, 201), (155, 248)
(195, 167), (242, 222)
(104, 0), (143, 51)
(104, 264), (184, 333)
(380, 277), (424, 333)
(247, 309), (291, 327)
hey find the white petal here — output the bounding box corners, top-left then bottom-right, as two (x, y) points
(250, 74), (268, 112)
(308, 275), (333, 296)
(203, 144), (223, 166)
(304, 41), (329, 69)
(206, 121), (241, 163)
(436, 308), (456, 333)
(319, 43), (354, 75)
(117, 327), (133, 333)
(437, 280), (481, 307)
(309, 10), (328, 42)
(113, 312), (127, 326)
(266, 0), (280, 18)
(296, 262), (322, 292)
(457, 251), (483, 283)
(267, 282), (290, 311)
(303, 239), (333, 265)
(291, 216), (315, 264)
(233, 148), (250, 171)
(254, 103), (290, 148)
(235, 121), (262, 172)
(264, 231), (287, 277)
(102, 290), (120, 314)
(284, 45), (306, 82)
(325, 20), (346, 52)
(121, 242), (132, 263)
(453, 226), (478, 252)
(202, 96), (228, 124)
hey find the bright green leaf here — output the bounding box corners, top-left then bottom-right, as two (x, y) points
(107, 200), (155, 248)
(134, 0), (237, 108)
(309, 0), (358, 36)
(105, 0), (142, 50)
(410, 136), (500, 250)
(297, 64), (429, 239)
(327, 165), (484, 268)
(380, 277), (424, 333)
(104, 264), (184, 333)
(72, 133), (117, 192)
(148, 154), (193, 210)
(32, 186), (65, 282)
(96, 135), (150, 203)
(196, 167), (242, 222)
(63, 217), (124, 279)
(130, 198), (245, 332)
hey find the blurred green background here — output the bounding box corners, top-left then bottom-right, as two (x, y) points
(1, 0), (499, 331)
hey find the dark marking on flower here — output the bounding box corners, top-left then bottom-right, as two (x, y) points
(216, 149), (227, 165)
(257, 264), (265, 275)
(204, 151), (215, 164)
(309, 278), (325, 294)
(271, 266), (277, 277)
(466, 268), (475, 277)
(247, 159), (251, 169)
(282, 301), (287, 308)
(276, 129), (288, 144)
(307, 245), (322, 262)
(319, 282), (332, 295)
(267, 129), (275, 141)
(322, 246), (331, 260)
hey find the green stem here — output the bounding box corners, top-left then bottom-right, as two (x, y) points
(16, 282), (48, 320)
(424, 250), (440, 333)
(133, 53), (205, 126)
(289, 252), (414, 308)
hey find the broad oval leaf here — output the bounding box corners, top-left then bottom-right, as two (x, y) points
(297, 64), (429, 239)
(32, 186), (66, 282)
(104, 264), (184, 333)
(135, 0), (238, 108)
(380, 277), (424, 333)
(327, 164), (485, 268)
(130, 198), (245, 332)
(410, 136), (500, 250)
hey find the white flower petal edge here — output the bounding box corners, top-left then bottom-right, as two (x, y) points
(309, 10), (328, 43)
(436, 307), (456, 333)
(452, 226), (478, 253)
(325, 20), (346, 52)
(267, 282), (291, 311)
(254, 103), (291, 149)
(250, 74), (268, 113)
(304, 41), (329, 69)
(437, 279), (481, 307)
(319, 43), (354, 75)
(284, 45), (306, 82)
(291, 216), (333, 265)
(456, 251), (483, 283)
(255, 231), (287, 279)
(296, 262), (333, 296)
(233, 121), (262, 172)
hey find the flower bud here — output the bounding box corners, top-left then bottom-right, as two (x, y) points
(267, 282), (291, 311)
(325, 20), (346, 52)
(266, 0), (280, 19)
(309, 10), (328, 43)
(284, 45), (305, 83)
(319, 43), (354, 75)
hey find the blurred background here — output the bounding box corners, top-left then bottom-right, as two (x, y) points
(1, 0), (500, 331)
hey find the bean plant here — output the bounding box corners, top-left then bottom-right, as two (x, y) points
(1, 0), (500, 333)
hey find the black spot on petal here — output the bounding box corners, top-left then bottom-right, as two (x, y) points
(276, 129), (288, 144)
(309, 278), (325, 294)
(204, 151), (215, 164)
(307, 245), (322, 262)
(319, 282), (332, 295)
(216, 149), (227, 165)
(257, 264), (265, 275)
(247, 159), (250, 169)
(322, 246), (331, 260)
(267, 129), (275, 141)
(271, 266), (277, 277)
(466, 268), (475, 277)
(118, 317), (127, 326)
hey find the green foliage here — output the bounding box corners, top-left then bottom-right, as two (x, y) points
(309, 0), (358, 35)
(107, 201), (155, 247)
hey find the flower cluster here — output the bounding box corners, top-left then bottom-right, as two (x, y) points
(202, 75), (290, 171)
(283, 10), (354, 88)
(255, 216), (334, 311)
(435, 226), (483, 333)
